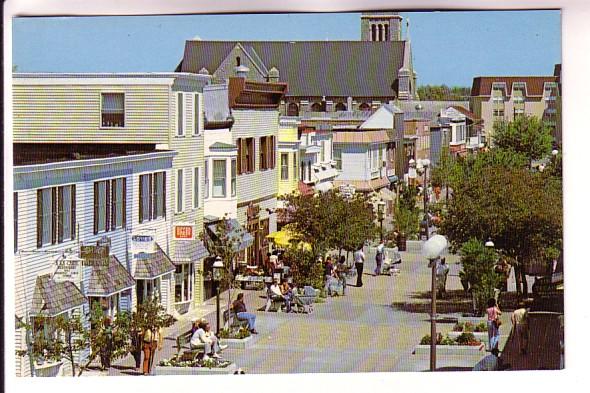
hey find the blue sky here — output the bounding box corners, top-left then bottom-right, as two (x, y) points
(12, 10), (561, 86)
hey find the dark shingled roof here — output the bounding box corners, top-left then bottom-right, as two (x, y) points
(87, 255), (135, 297)
(31, 275), (87, 317)
(173, 240), (210, 263)
(134, 243), (176, 280)
(471, 76), (558, 97)
(177, 41), (407, 97)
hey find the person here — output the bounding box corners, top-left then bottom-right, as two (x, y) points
(190, 321), (222, 360)
(354, 245), (365, 287)
(269, 279), (288, 311)
(435, 258), (450, 298)
(130, 324), (143, 371)
(511, 301), (529, 355)
(472, 348), (502, 371)
(142, 324), (163, 375)
(336, 255), (348, 296)
(280, 279), (293, 312)
(324, 256), (335, 294)
(486, 298), (502, 351)
(100, 317), (113, 370)
(375, 240), (385, 276)
(232, 293), (258, 333)
(494, 259), (511, 292)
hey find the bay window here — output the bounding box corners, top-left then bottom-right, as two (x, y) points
(213, 160), (227, 197)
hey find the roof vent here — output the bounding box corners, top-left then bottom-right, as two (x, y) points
(268, 67), (279, 82)
(235, 65), (250, 79)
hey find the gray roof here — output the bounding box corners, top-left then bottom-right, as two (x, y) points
(134, 244), (176, 280)
(30, 275), (87, 317)
(173, 240), (210, 263)
(178, 41), (407, 97)
(209, 142), (237, 151)
(87, 256), (136, 297)
(396, 100), (470, 121)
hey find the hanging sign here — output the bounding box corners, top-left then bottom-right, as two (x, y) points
(131, 232), (156, 255)
(53, 254), (84, 283)
(174, 224), (195, 240)
(80, 245), (110, 267)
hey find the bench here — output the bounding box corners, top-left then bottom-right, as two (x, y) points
(223, 309), (250, 332)
(264, 293), (286, 312)
(175, 330), (205, 360)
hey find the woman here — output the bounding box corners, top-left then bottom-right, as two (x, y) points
(336, 256), (348, 296)
(486, 298), (502, 351)
(280, 280), (293, 313)
(190, 321), (222, 360)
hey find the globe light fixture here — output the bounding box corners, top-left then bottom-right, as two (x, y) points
(212, 256), (224, 334)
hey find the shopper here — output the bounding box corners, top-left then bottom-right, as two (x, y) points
(354, 245), (365, 287)
(511, 301), (529, 355)
(232, 293), (258, 334)
(486, 298), (502, 351)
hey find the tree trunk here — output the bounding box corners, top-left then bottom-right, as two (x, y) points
(521, 269), (529, 298)
(514, 264), (522, 296)
(78, 350), (99, 376)
(67, 330), (75, 377)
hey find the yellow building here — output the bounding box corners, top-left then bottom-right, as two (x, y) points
(278, 118), (301, 196)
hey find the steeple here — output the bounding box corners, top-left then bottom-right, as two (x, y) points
(361, 11), (403, 41)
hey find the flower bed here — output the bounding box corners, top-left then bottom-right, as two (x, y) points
(452, 321), (487, 333)
(221, 335), (254, 350)
(156, 356), (237, 375)
(218, 327), (251, 340)
(414, 332), (484, 355)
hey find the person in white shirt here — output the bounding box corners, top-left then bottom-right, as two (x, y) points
(190, 321), (222, 359)
(435, 258), (450, 298)
(375, 241), (385, 276)
(268, 280), (289, 311)
(354, 245), (365, 287)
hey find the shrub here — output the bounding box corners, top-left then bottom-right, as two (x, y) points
(474, 322), (488, 332)
(455, 332), (481, 346)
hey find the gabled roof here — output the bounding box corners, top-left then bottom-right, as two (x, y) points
(449, 105), (480, 121)
(134, 244), (176, 280)
(30, 275), (87, 317)
(177, 40), (407, 97)
(471, 76), (558, 97)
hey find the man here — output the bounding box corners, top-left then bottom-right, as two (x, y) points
(142, 325), (162, 375)
(473, 348), (502, 371)
(190, 321), (222, 360)
(232, 293), (258, 334)
(375, 240), (385, 276)
(324, 256), (335, 294)
(511, 302), (529, 355)
(354, 245), (365, 287)
(435, 258), (450, 298)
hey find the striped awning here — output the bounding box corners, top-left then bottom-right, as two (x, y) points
(30, 275), (87, 317)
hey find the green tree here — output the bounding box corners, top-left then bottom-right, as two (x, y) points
(330, 192), (378, 256)
(460, 239), (501, 315)
(282, 246), (324, 289)
(393, 204), (420, 238)
(492, 115), (553, 163)
(430, 147), (462, 204)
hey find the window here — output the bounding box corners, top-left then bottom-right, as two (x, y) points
(320, 140), (325, 162)
(359, 102), (371, 112)
(176, 169), (184, 213)
(231, 159), (237, 197)
(204, 161), (209, 199)
(139, 172), (166, 223)
(287, 103), (299, 116)
(193, 94), (200, 135)
(259, 136), (276, 171)
(14, 193), (18, 253)
(236, 56), (241, 66)
(37, 185), (76, 247)
(281, 153), (289, 180)
(174, 263), (194, 303)
(333, 149), (342, 170)
(101, 93), (124, 127)
(213, 160), (227, 197)
(493, 109), (505, 117)
(370, 148), (380, 169)
(193, 167), (200, 208)
(94, 178), (126, 234)
(176, 93), (185, 136)
(335, 102), (347, 111)
(293, 153), (298, 180)
(237, 137), (255, 174)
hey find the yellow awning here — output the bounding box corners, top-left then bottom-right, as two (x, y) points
(266, 229), (311, 251)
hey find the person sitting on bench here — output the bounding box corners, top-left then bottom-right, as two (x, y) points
(232, 293), (258, 334)
(269, 279), (288, 311)
(190, 320), (222, 360)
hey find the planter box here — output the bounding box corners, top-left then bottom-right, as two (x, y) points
(413, 344), (484, 356)
(447, 331), (489, 341)
(221, 335), (254, 350)
(34, 361), (63, 377)
(457, 316), (486, 325)
(154, 363), (238, 376)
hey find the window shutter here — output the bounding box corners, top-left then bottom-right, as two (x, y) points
(111, 179), (117, 230)
(271, 136), (276, 169)
(149, 174), (154, 221)
(122, 178), (127, 228)
(94, 182), (99, 234)
(71, 186), (76, 240)
(248, 138), (254, 173)
(139, 176), (144, 224)
(57, 186), (64, 243)
(51, 188), (57, 245)
(36, 190), (43, 248)
(237, 138), (242, 175)
(162, 172), (167, 219)
(105, 180), (111, 232)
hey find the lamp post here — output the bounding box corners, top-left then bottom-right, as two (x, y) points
(377, 201), (385, 242)
(417, 159), (431, 240)
(422, 234), (448, 372)
(212, 256), (224, 335)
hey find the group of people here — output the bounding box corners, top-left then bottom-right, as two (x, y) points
(127, 322), (163, 375)
(323, 256), (350, 296)
(190, 319), (225, 360)
(269, 278), (295, 312)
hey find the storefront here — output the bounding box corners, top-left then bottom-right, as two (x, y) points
(132, 242), (176, 311)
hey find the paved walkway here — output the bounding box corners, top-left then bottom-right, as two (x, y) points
(102, 242), (516, 375)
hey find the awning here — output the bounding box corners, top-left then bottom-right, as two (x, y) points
(30, 275), (87, 317)
(88, 255), (136, 297)
(134, 243), (176, 280)
(388, 175), (399, 183)
(173, 240), (210, 263)
(379, 187), (396, 201)
(314, 181), (333, 193)
(206, 218), (254, 252)
(267, 229), (298, 247)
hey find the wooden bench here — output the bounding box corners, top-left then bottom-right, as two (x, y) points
(175, 330), (205, 360)
(223, 309), (250, 332)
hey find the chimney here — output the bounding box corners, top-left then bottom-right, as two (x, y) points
(235, 65), (250, 79)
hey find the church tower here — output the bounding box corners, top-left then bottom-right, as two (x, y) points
(361, 11), (403, 41)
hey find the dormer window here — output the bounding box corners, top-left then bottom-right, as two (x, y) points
(236, 56), (241, 66)
(101, 93), (125, 127)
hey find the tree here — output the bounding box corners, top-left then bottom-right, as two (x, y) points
(459, 239), (501, 315)
(330, 192), (378, 257)
(282, 246), (324, 289)
(430, 147), (462, 204)
(417, 85), (470, 101)
(492, 115), (553, 163)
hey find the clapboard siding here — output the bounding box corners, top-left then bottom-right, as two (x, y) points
(13, 83), (171, 144)
(232, 110), (279, 204)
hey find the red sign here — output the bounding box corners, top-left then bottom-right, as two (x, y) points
(174, 225), (194, 240)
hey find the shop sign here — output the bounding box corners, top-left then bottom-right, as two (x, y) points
(132, 232), (156, 254)
(174, 224), (194, 240)
(53, 254), (83, 283)
(80, 245), (110, 267)
(247, 203), (260, 225)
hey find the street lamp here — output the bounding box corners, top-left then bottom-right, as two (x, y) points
(377, 201), (385, 242)
(422, 234), (448, 372)
(417, 159), (431, 240)
(552, 149), (559, 157)
(485, 239), (495, 248)
(212, 256), (224, 335)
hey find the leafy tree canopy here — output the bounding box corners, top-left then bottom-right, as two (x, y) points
(417, 85), (470, 101)
(492, 115), (553, 162)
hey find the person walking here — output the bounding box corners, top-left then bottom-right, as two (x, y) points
(130, 325), (143, 372)
(232, 293), (259, 334)
(100, 317), (113, 371)
(486, 298), (502, 351)
(511, 302), (529, 355)
(142, 324), (162, 375)
(375, 240), (385, 276)
(324, 256), (336, 295)
(336, 255), (348, 296)
(354, 245), (365, 287)
(435, 258), (450, 298)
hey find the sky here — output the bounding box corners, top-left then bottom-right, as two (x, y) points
(12, 10), (561, 89)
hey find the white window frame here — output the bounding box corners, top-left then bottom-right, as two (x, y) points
(176, 168), (185, 214)
(193, 167), (200, 209)
(212, 159), (227, 198)
(231, 159), (237, 197)
(204, 161), (209, 199)
(281, 153), (289, 180)
(176, 92), (186, 137)
(100, 92), (126, 128)
(193, 93), (201, 136)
